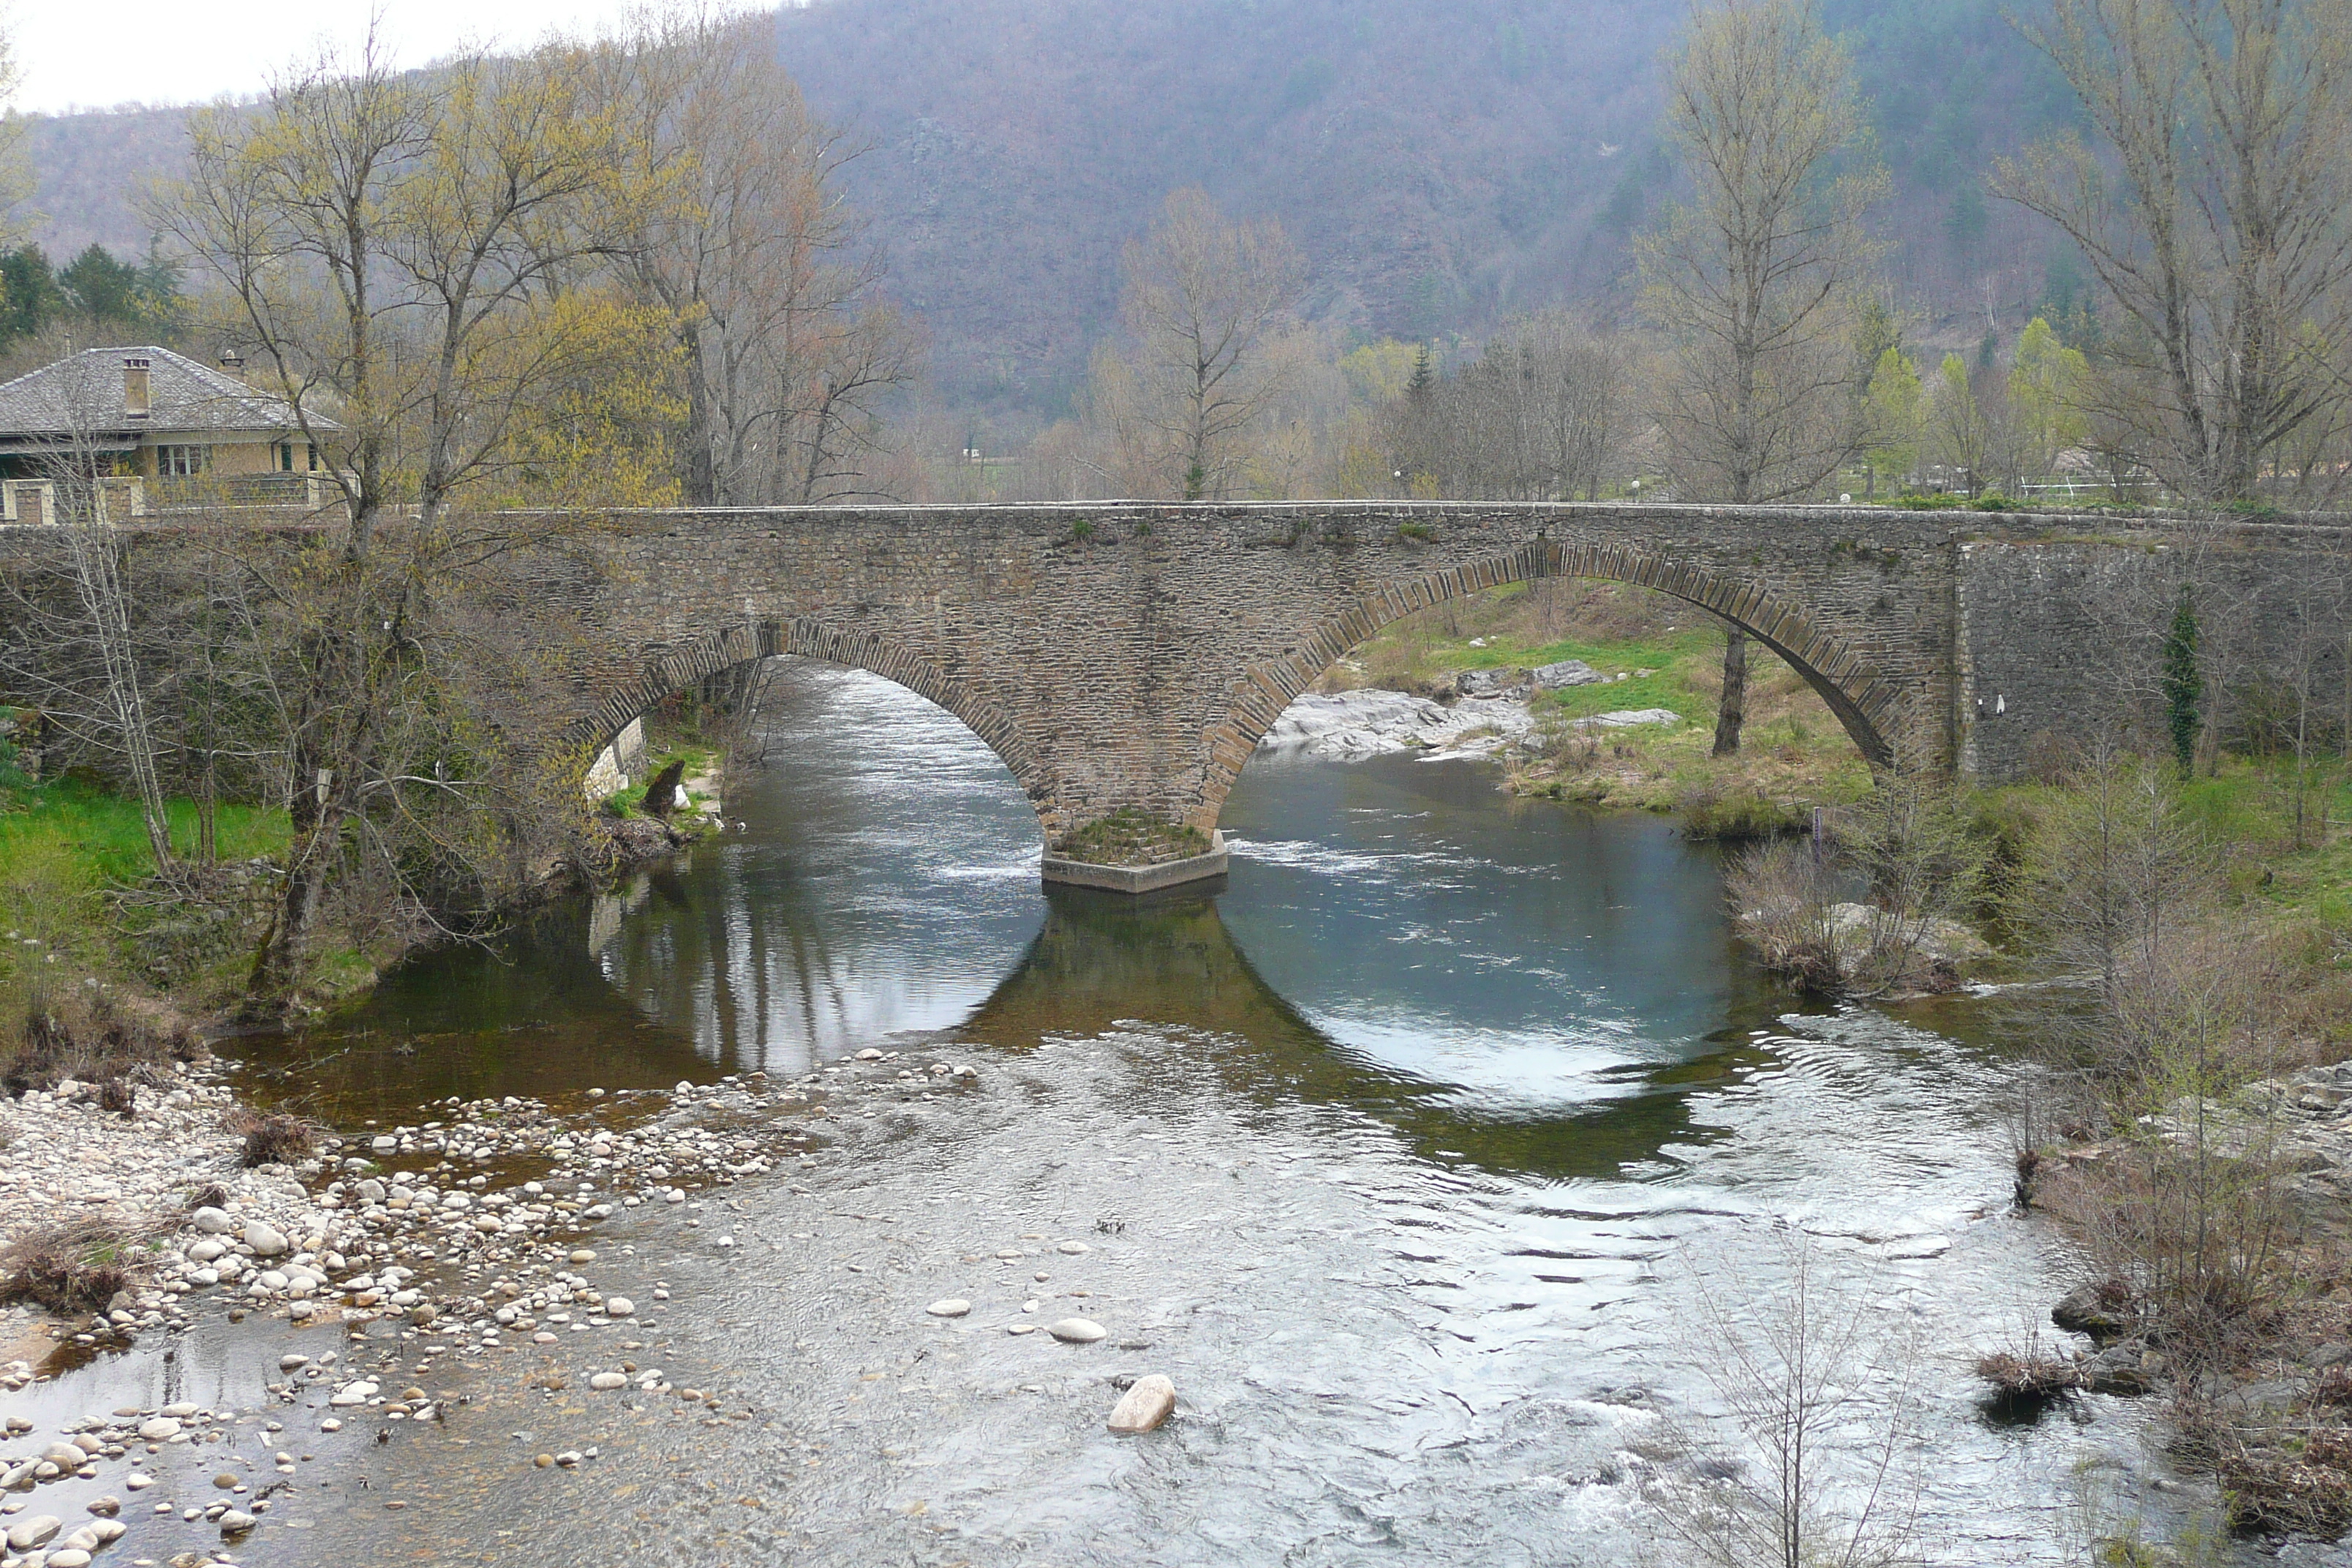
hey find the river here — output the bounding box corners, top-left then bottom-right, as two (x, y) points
(20, 660), (2209, 1564)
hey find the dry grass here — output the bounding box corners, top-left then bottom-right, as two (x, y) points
(0, 1218), (134, 1313)
(1972, 1350), (2082, 1399)
(225, 1109), (317, 1168)
(3, 985), (201, 1097)
(2181, 1406), (2352, 1536)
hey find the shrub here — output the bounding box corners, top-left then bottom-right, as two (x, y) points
(228, 1109), (318, 1168)
(1972, 1350), (2081, 1402)
(1725, 840), (1844, 992)
(1396, 521), (1433, 542)
(4, 987), (199, 1097)
(0, 1219), (133, 1313)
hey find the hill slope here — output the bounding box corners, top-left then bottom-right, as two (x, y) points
(21, 0), (2080, 423)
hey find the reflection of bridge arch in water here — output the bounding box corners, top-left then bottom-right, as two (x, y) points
(956, 884), (1769, 1183)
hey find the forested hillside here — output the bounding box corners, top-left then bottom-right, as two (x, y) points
(20, 0), (2081, 424)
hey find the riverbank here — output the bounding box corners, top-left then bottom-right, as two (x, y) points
(1323, 576), (1873, 833)
(0, 1041), (995, 1566)
(0, 732), (726, 1023)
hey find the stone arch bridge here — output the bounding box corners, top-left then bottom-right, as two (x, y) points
(527, 500), (2347, 885)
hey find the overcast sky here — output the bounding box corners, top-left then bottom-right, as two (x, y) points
(11, 0), (660, 115)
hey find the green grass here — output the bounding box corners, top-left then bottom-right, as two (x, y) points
(1983, 755), (2352, 938)
(604, 745), (720, 818)
(1339, 580), (1874, 829)
(0, 776), (286, 886)
(0, 775), (289, 1004)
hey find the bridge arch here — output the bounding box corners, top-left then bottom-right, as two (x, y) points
(573, 617), (1058, 832)
(1199, 538), (1902, 823)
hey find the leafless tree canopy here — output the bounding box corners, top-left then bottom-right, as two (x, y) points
(1992, 0), (2352, 502)
(1081, 189), (1305, 501)
(591, 7), (915, 505)
(1390, 314), (1642, 500)
(1637, 0), (1886, 507)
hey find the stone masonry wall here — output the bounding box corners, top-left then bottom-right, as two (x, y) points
(549, 501), (1972, 840)
(10, 504), (2351, 845)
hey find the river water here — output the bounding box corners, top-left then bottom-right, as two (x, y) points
(27, 660), (2210, 1564)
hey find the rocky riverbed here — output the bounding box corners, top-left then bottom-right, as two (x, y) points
(1256, 686), (1678, 761)
(0, 1044), (994, 1567)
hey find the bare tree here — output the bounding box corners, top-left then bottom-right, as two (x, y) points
(1391, 312), (1640, 500)
(1637, 0), (1888, 753)
(148, 29), (657, 1010)
(1103, 188), (1305, 501)
(1649, 1235), (1923, 1568)
(590, 8), (913, 504)
(1991, 0), (2352, 502)
(0, 358), (178, 875)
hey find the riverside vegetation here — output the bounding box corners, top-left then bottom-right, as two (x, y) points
(1334, 574), (2352, 1542)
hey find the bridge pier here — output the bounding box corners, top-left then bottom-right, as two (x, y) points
(1039, 831), (1231, 893)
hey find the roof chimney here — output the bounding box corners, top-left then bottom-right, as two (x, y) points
(123, 356), (151, 421)
(217, 347), (245, 383)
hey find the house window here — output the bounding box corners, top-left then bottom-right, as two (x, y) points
(158, 445), (206, 477)
(279, 442), (320, 472)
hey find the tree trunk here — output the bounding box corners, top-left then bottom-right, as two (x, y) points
(1714, 625), (1747, 757)
(246, 805), (331, 1017)
(682, 321), (717, 506)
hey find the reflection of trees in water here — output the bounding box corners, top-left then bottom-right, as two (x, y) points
(234, 897), (723, 1117)
(961, 886), (1789, 1182)
(598, 850), (862, 1076)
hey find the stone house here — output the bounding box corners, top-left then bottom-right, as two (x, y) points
(0, 345), (338, 521)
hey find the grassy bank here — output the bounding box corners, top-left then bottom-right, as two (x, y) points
(0, 777), (293, 1006)
(1333, 577), (1874, 833)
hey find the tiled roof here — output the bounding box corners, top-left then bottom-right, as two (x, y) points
(0, 346), (335, 437)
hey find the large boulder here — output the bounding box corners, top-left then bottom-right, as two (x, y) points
(1455, 668), (1527, 698)
(2052, 1279), (2133, 1342)
(1533, 659), (1604, 689)
(641, 759), (687, 820)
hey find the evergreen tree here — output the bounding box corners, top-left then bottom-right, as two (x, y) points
(0, 246), (63, 342)
(60, 244), (188, 342)
(2160, 588), (2201, 778)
